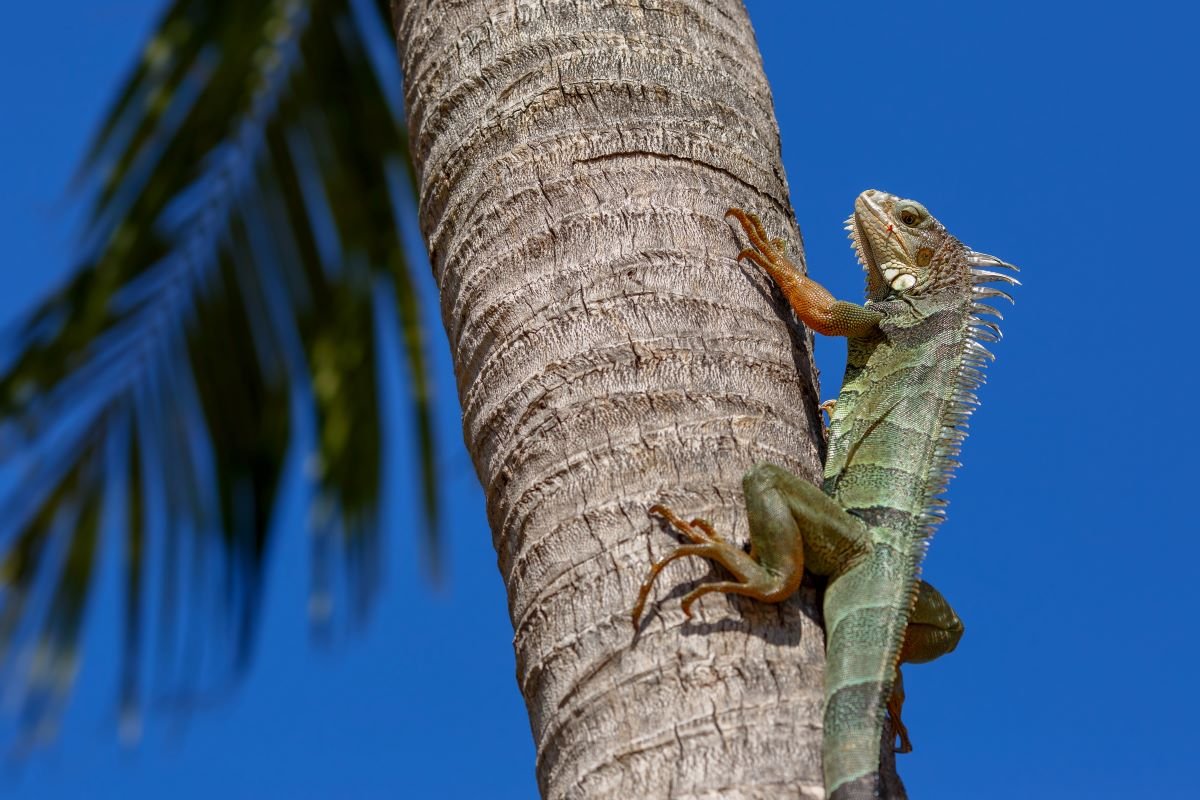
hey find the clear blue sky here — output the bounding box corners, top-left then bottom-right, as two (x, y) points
(1, 2), (1196, 798)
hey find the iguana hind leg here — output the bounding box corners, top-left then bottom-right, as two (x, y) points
(632, 463), (871, 627)
(887, 579), (964, 752)
(632, 509), (776, 627)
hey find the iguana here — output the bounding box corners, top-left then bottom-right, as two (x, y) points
(631, 190), (1017, 799)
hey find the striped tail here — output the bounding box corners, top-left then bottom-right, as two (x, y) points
(821, 542), (914, 800)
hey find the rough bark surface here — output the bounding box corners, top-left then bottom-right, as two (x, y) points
(394, 2), (854, 797)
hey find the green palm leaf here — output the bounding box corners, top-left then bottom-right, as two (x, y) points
(0, 0), (437, 746)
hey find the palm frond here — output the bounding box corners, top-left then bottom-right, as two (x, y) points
(0, 0), (437, 745)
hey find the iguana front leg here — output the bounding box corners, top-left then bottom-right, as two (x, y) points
(725, 209), (882, 337)
(632, 463), (871, 628)
(888, 580), (964, 752)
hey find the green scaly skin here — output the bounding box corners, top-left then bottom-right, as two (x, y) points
(632, 190), (1017, 799)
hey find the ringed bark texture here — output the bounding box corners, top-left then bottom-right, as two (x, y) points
(395, 2), (843, 797)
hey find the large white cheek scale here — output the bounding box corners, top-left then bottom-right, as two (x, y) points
(882, 266), (916, 291)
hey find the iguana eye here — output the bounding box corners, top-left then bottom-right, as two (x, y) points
(898, 208), (921, 226)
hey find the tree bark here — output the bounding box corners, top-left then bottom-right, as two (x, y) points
(394, 2), (858, 797)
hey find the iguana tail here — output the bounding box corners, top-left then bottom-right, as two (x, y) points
(821, 541), (914, 800)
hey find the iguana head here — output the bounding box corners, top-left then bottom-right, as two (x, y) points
(846, 189), (957, 300)
(846, 189), (1016, 303)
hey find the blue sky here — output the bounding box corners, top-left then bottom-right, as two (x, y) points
(1, 1), (1196, 798)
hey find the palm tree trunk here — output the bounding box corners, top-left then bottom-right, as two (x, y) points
(394, 2), (897, 796)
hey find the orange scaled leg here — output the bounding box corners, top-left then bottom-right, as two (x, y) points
(725, 208), (881, 338)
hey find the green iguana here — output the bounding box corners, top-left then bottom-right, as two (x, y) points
(631, 190), (1017, 799)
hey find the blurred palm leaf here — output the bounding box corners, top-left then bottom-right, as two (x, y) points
(0, 0), (437, 747)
